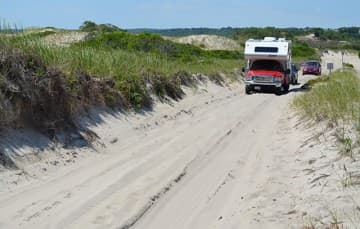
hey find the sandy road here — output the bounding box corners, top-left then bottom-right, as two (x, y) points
(133, 82), (313, 229)
(134, 51), (360, 229)
(0, 76), (313, 229)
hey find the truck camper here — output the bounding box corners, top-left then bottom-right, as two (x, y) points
(243, 37), (292, 95)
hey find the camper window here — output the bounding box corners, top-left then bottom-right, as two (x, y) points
(254, 47), (278, 53)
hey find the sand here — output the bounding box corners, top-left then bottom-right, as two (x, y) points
(170, 35), (240, 50)
(0, 52), (359, 229)
(321, 50), (360, 74)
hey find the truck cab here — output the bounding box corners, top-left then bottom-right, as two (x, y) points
(243, 37), (292, 95)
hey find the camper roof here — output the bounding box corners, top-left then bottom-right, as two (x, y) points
(244, 38), (291, 61)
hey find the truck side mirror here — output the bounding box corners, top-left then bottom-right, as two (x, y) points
(241, 67), (246, 73)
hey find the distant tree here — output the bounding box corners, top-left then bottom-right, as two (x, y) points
(79, 20), (97, 32)
(79, 21), (125, 33)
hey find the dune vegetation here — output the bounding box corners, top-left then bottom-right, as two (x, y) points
(294, 70), (360, 123)
(0, 21), (244, 136)
(2, 21), (337, 137)
(293, 70), (360, 148)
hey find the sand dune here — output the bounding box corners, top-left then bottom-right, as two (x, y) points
(170, 35), (240, 50)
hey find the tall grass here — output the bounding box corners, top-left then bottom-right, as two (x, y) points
(0, 19), (23, 34)
(293, 70), (360, 124)
(1, 33), (242, 79)
(0, 30), (243, 113)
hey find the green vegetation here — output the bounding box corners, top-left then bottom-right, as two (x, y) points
(3, 23), (333, 118)
(294, 70), (360, 158)
(3, 33), (242, 80)
(137, 26), (360, 42)
(131, 27), (316, 39)
(300, 75), (329, 90)
(129, 27), (236, 37)
(311, 27), (360, 41)
(24, 30), (57, 39)
(79, 20), (125, 33)
(77, 31), (243, 61)
(293, 70), (360, 127)
(344, 63), (354, 68)
(0, 21), (244, 137)
(2, 21), (359, 136)
(292, 41), (318, 62)
(232, 27), (307, 40)
(137, 27), (360, 58)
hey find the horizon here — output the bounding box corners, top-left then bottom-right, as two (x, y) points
(1, 0), (359, 29)
(19, 26), (360, 31)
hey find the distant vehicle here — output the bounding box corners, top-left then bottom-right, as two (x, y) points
(290, 63), (298, 84)
(302, 61), (321, 75)
(243, 37), (292, 95)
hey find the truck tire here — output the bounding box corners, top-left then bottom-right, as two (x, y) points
(275, 87), (282, 95)
(245, 86), (252, 94)
(283, 83), (289, 92)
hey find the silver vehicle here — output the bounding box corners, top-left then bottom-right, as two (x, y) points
(290, 63), (298, 85)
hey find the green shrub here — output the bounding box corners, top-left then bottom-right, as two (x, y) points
(344, 63), (354, 68)
(116, 74), (152, 110)
(79, 21), (123, 33)
(292, 41), (317, 59)
(79, 21), (97, 32)
(0, 29), (243, 111)
(77, 31), (242, 62)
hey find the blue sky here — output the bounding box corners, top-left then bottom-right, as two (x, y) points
(1, 0), (359, 29)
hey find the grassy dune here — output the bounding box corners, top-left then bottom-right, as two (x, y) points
(293, 70), (360, 128)
(0, 28), (244, 136)
(1, 23), (325, 136)
(3, 31), (243, 77)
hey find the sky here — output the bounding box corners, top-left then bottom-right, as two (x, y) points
(1, 0), (359, 29)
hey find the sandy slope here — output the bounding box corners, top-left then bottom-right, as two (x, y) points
(321, 50), (360, 74)
(169, 35), (240, 50)
(43, 31), (88, 46)
(1, 51), (359, 229)
(0, 74), (314, 229)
